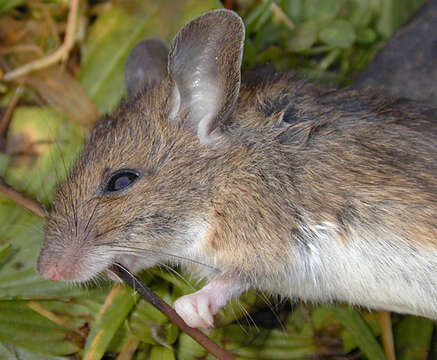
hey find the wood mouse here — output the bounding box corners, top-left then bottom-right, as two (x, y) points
(37, 9), (437, 330)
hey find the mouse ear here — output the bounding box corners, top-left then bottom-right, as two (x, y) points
(168, 9), (245, 144)
(125, 38), (169, 98)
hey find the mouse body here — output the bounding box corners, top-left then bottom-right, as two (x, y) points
(37, 10), (437, 329)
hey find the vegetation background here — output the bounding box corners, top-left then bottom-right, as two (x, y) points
(0, 0), (434, 359)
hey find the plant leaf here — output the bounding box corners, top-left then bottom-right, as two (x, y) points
(330, 307), (386, 360)
(83, 285), (138, 360)
(395, 316), (434, 360)
(319, 20), (356, 48)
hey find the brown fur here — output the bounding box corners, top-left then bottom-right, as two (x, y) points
(38, 10), (437, 318)
(39, 72), (437, 281)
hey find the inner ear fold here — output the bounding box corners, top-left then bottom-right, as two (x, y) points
(168, 10), (245, 143)
(125, 38), (169, 98)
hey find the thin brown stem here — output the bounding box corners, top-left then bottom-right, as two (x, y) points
(0, 177), (46, 218)
(0, 85), (23, 136)
(110, 263), (236, 360)
(379, 311), (396, 360)
(2, 0), (80, 81)
(62, 0), (80, 65)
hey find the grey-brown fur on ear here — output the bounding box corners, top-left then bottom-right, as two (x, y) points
(125, 38), (169, 98)
(168, 9), (245, 143)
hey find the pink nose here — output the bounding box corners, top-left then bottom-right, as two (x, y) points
(43, 265), (62, 282)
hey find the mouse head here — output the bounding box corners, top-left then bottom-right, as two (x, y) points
(37, 9), (245, 282)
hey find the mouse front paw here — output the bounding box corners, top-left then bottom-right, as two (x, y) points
(174, 291), (217, 330)
(173, 272), (247, 330)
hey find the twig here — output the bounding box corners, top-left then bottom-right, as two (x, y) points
(379, 311), (396, 360)
(2, 0), (80, 81)
(110, 263), (236, 360)
(0, 177), (46, 218)
(2, 45), (66, 81)
(62, 0), (80, 65)
(0, 85), (23, 136)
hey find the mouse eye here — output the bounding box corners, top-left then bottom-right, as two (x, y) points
(105, 170), (140, 193)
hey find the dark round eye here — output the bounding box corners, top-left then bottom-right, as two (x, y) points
(105, 170), (140, 192)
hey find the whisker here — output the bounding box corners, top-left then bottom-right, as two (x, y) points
(256, 292), (286, 332)
(82, 198), (100, 238)
(229, 299), (249, 335)
(56, 143), (79, 238)
(94, 224), (128, 240)
(107, 269), (123, 283)
(53, 130), (78, 218)
(109, 263), (140, 295)
(55, 188), (72, 222)
(93, 272), (107, 287)
(103, 243), (218, 271)
(157, 263), (196, 291)
(237, 299), (259, 332)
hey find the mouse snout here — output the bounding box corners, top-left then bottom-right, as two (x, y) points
(39, 263), (63, 282)
(37, 250), (111, 282)
(37, 252), (76, 282)
(37, 237), (115, 283)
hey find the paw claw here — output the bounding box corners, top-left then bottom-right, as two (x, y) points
(173, 273), (243, 330)
(174, 292), (216, 330)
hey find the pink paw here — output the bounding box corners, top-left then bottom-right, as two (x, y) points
(173, 273), (246, 330)
(174, 291), (218, 329)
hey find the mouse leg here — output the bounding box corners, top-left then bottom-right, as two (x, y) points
(174, 272), (248, 329)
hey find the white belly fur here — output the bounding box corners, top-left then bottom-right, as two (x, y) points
(269, 222), (437, 318)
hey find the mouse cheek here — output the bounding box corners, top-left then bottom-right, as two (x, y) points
(114, 254), (158, 274)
